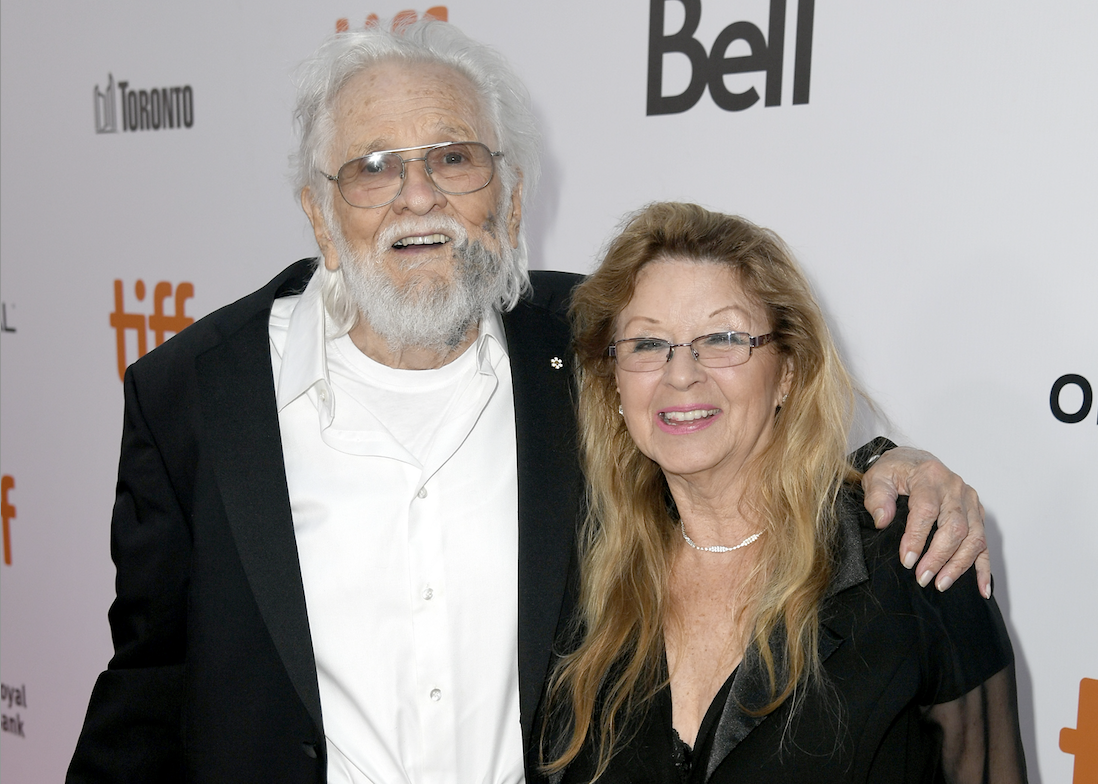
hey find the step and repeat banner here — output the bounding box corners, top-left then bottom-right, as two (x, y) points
(1, 1), (1094, 781)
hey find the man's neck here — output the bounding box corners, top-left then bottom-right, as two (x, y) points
(347, 318), (480, 370)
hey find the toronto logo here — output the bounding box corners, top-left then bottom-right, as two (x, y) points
(94, 74), (118, 133)
(94, 73), (194, 133)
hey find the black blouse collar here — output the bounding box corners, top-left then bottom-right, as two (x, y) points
(701, 495), (870, 780)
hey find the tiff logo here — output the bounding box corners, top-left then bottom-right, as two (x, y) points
(648, 0), (815, 115)
(94, 74), (194, 133)
(2, 476), (14, 567)
(337, 6), (448, 32)
(110, 279), (195, 381)
(1061, 678), (1098, 784)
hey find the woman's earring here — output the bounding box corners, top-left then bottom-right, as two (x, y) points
(618, 404), (624, 416)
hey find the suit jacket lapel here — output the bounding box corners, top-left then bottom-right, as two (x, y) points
(504, 289), (583, 751)
(194, 261), (324, 733)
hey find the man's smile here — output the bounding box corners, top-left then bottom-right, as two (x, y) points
(392, 233), (453, 249)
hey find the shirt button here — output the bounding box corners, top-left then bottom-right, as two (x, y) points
(423, 587), (434, 600)
(318, 388), (328, 401)
(417, 487), (428, 499)
(429, 688), (442, 702)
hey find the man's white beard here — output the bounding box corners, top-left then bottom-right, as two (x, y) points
(333, 215), (513, 355)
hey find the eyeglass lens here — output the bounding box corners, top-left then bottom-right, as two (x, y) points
(336, 142), (496, 208)
(614, 333), (754, 371)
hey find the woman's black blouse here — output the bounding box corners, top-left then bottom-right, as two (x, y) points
(552, 493), (1027, 783)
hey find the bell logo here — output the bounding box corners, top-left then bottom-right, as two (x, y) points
(337, 6), (447, 32)
(1061, 678), (1098, 784)
(2, 475), (14, 567)
(647, 0), (815, 115)
(109, 279), (195, 381)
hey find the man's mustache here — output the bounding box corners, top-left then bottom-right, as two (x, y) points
(376, 217), (470, 253)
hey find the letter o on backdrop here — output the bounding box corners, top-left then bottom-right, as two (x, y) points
(1050, 374), (1093, 424)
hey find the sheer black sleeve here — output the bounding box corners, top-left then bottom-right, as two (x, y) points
(924, 663), (1028, 783)
(861, 495), (1028, 783)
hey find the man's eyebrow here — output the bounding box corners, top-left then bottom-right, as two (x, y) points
(437, 124), (477, 140)
(345, 131), (481, 160)
(345, 140), (392, 158)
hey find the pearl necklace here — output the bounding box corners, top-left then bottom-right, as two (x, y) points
(680, 520), (763, 553)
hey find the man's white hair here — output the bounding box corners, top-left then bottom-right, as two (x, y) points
(291, 20), (541, 332)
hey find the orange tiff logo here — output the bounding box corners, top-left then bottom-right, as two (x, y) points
(2, 475), (14, 566)
(337, 6), (447, 32)
(110, 279), (194, 381)
(1062, 678), (1098, 784)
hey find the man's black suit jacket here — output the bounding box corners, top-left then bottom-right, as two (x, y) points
(67, 260), (585, 783)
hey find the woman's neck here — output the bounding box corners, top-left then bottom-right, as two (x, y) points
(665, 546), (758, 748)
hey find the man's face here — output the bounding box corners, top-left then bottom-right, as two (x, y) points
(304, 60), (521, 293)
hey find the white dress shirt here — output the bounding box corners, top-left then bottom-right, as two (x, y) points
(269, 273), (524, 784)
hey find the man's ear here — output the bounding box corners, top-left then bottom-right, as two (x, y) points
(301, 187), (341, 271)
(505, 175), (523, 250)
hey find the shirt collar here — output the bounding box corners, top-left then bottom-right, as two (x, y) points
(275, 272), (509, 416)
(476, 307), (509, 375)
(275, 271), (331, 414)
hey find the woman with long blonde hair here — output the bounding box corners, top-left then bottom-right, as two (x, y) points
(539, 203), (1025, 783)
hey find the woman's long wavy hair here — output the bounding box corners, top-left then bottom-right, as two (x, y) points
(541, 203), (859, 778)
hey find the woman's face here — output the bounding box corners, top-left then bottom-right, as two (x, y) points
(614, 258), (791, 489)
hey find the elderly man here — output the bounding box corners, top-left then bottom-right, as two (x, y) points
(68, 20), (988, 784)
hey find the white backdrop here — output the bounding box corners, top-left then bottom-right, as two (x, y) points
(1, 1), (1094, 781)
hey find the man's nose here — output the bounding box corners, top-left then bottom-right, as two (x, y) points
(393, 157), (447, 214)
